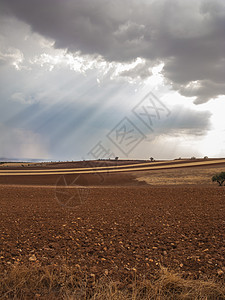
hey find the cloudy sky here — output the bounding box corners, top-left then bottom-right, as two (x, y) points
(0, 0), (224, 161)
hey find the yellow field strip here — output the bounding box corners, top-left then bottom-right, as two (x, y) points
(0, 159), (225, 176)
(0, 160), (187, 173)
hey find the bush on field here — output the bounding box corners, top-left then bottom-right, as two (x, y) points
(212, 172), (225, 186)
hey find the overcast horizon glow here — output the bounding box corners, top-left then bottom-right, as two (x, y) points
(0, 0), (224, 161)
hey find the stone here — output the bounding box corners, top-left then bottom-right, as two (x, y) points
(29, 254), (37, 262)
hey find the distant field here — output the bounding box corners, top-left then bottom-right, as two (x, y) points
(0, 158), (225, 177)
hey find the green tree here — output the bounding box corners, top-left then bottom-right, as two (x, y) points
(212, 172), (225, 186)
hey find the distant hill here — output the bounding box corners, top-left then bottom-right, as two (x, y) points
(0, 157), (49, 163)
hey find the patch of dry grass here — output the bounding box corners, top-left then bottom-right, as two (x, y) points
(0, 264), (224, 299)
(136, 166), (225, 185)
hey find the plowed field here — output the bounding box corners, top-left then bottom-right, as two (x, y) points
(0, 160), (225, 283)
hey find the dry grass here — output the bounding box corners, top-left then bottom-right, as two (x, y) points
(136, 166), (225, 185)
(0, 264), (224, 299)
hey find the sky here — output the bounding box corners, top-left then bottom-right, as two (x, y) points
(0, 0), (225, 161)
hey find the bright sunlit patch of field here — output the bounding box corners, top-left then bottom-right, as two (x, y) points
(136, 166), (225, 185)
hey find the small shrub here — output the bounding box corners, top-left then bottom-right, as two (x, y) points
(212, 172), (225, 186)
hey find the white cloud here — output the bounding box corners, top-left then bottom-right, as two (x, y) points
(0, 47), (24, 70)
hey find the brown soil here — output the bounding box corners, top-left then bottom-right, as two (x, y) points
(0, 166), (225, 284)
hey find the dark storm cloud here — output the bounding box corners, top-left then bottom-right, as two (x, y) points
(0, 0), (225, 103)
(127, 103), (212, 139)
(157, 106), (212, 136)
